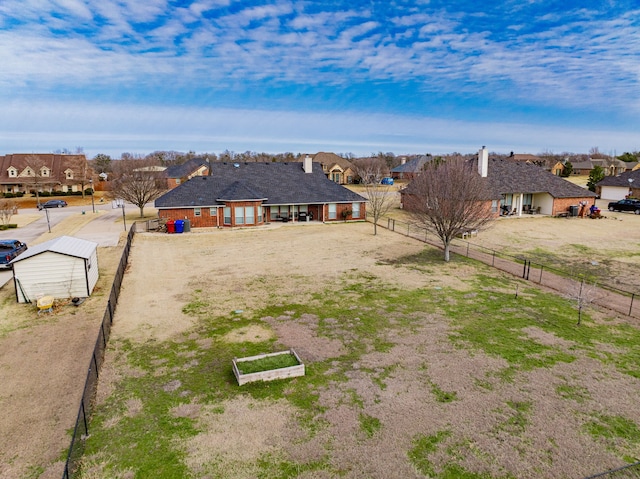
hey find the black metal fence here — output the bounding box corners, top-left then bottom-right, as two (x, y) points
(372, 215), (640, 319)
(583, 462), (640, 478)
(62, 226), (136, 479)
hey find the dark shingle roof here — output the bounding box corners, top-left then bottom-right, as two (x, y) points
(164, 158), (209, 178)
(402, 158), (595, 200)
(597, 169), (640, 187)
(391, 156), (433, 174)
(155, 162), (366, 208)
(482, 158), (596, 198)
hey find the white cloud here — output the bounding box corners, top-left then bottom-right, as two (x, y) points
(0, 100), (637, 158)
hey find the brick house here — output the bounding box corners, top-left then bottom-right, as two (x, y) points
(303, 152), (356, 184)
(596, 170), (640, 201)
(155, 158), (367, 228)
(401, 147), (596, 217)
(0, 153), (91, 195)
(164, 158), (209, 189)
(391, 156), (433, 180)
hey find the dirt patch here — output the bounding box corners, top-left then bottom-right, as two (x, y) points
(180, 397), (293, 476)
(223, 325), (274, 343)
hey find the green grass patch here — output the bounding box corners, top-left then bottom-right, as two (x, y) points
(359, 413), (382, 438)
(431, 382), (458, 403)
(555, 383), (590, 403)
(584, 413), (640, 462)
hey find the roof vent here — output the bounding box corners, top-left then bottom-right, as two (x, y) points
(233, 163), (240, 168)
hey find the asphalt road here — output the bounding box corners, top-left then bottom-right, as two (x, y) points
(0, 201), (141, 287)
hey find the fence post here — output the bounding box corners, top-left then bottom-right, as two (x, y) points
(539, 266), (544, 284)
(492, 251), (495, 267)
(466, 242), (470, 256)
(630, 293), (635, 317)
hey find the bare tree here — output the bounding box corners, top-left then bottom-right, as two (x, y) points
(0, 199), (17, 225)
(404, 157), (495, 261)
(68, 155), (92, 198)
(565, 279), (602, 325)
(24, 155), (50, 207)
(352, 157), (395, 235)
(110, 158), (167, 217)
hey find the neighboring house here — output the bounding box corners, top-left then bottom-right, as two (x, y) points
(11, 236), (99, 303)
(391, 156), (433, 180)
(164, 158), (209, 189)
(401, 147), (596, 217)
(155, 159), (367, 228)
(302, 152), (356, 184)
(595, 170), (640, 201)
(0, 153), (91, 195)
(508, 152), (564, 175)
(571, 158), (627, 176)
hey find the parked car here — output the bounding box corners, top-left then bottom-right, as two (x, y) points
(0, 239), (28, 269)
(38, 199), (68, 209)
(607, 199), (640, 214)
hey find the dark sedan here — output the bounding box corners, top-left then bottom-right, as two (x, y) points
(0, 239), (28, 269)
(607, 199), (640, 214)
(38, 199), (68, 209)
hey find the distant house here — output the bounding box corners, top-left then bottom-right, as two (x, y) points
(391, 156), (433, 180)
(302, 152), (356, 184)
(164, 158), (209, 189)
(155, 158), (367, 228)
(596, 170), (640, 200)
(571, 158), (627, 176)
(401, 147), (596, 217)
(0, 153), (91, 195)
(508, 152), (564, 176)
(11, 236), (99, 303)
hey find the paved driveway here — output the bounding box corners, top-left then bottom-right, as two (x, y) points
(0, 201), (141, 287)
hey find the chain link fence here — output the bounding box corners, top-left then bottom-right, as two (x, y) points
(371, 215), (640, 319)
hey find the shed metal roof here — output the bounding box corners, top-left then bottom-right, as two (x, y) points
(11, 236), (98, 264)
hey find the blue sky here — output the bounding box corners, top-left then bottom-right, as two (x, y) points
(1, 0), (639, 159)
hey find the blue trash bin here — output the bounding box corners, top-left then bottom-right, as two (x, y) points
(174, 219), (184, 233)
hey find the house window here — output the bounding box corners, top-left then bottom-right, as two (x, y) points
(224, 207), (231, 225)
(209, 207), (217, 216)
(194, 207), (201, 217)
(66, 170), (73, 179)
(245, 206), (254, 224)
(491, 200), (498, 213)
(352, 202), (360, 218)
(328, 203), (337, 220)
(41, 167), (49, 177)
(235, 207), (245, 225)
(258, 207), (263, 223)
(332, 172), (340, 183)
(175, 178), (181, 185)
(8, 168), (16, 177)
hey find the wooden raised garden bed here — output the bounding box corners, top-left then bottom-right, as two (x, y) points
(232, 349), (305, 386)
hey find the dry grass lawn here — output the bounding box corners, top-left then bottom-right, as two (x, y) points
(2, 210), (640, 478)
(83, 220), (640, 479)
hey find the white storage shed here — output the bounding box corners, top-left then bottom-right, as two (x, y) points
(11, 236), (99, 304)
